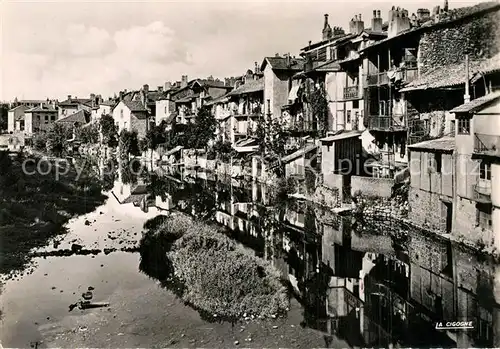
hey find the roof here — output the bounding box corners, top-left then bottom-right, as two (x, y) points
(100, 100), (116, 107)
(408, 137), (455, 152)
(25, 105), (58, 113)
(300, 33), (356, 52)
(8, 105), (28, 113)
(320, 130), (363, 142)
(121, 100), (148, 112)
(449, 91), (500, 114)
(205, 95), (230, 106)
(261, 56), (305, 72)
(59, 98), (92, 107)
(56, 110), (91, 124)
(314, 60), (342, 72)
(192, 79), (229, 89)
(176, 96), (196, 103)
(401, 54), (500, 92)
(361, 2), (500, 53)
(228, 79), (264, 96)
(281, 144), (318, 164)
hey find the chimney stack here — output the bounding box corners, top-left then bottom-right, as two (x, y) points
(158, 86), (163, 92)
(322, 14), (333, 40)
(119, 91), (124, 101)
(181, 75), (188, 88)
(67, 95), (71, 101)
(255, 61), (259, 74)
(417, 8), (431, 21)
(388, 7), (411, 38)
(349, 14), (365, 34)
(464, 54), (470, 103)
(372, 9), (383, 32)
(165, 81), (172, 91)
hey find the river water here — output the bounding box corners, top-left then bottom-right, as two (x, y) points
(1, 160), (499, 348)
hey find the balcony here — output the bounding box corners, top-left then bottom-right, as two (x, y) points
(343, 86), (360, 100)
(367, 72), (390, 87)
(474, 133), (500, 157)
(368, 115), (406, 131)
(473, 183), (491, 203)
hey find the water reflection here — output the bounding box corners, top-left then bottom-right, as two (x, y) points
(119, 161), (500, 348)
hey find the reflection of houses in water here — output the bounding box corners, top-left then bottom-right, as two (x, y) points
(138, 166), (500, 348)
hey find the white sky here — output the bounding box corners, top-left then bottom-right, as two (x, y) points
(0, 0), (479, 101)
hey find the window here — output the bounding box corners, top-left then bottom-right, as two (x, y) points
(165, 106), (167, 114)
(450, 120), (456, 136)
(435, 153), (442, 173)
(480, 162), (491, 180)
(457, 118), (470, 134)
(346, 110), (351, 123)
(477, 206), (492, 230)
(124, 122), (128, 129)
(352, 100), (359, 109)
(120, 109), (124, 119)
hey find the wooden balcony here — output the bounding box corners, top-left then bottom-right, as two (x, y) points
(343, 86), (360, 100)
(366, 67), (418, 87)
(367, 73), (390, 87)
(473, 183), (491, 203)
(368, 115), (406, 131)
(474, 133), (500, 157)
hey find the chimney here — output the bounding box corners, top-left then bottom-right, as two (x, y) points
(165, 81), (172, 91)
(119, 91), (124, 101)
(254, 61), (259, 74)
(287, 53), (292, 68)
(372, 9), (383, 32)
(349, 15), (364, 34)
(275, 53), (280, 57)
(67, 95), (71, 101)
(308, 40), (312, 49)
(444, 0), (449, 12)
(158, 86), (163, 93)
(322, 14), (333, 40)
(181, 75), (188, 88)
(388, 7), (411, 38)
(417, 8), (431, 21)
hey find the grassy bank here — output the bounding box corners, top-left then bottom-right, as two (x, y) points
(139, 214), (288, 321)
(0, 151), (107, 274)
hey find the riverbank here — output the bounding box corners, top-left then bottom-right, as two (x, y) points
(0, 151), (107, 274)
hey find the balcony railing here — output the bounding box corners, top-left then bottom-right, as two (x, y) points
(367, 67), (419, 87)
(286, 120), (318, 133)
(473, 183), (491, 203)
(367, 72), (390, 86)
(474, 133), (500, 157)
(343, 86), (360, 100)
(368, 115), (406, 131)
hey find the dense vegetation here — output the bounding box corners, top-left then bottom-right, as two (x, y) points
(0, 151), (106, 274)
(139, 213), (289, 321)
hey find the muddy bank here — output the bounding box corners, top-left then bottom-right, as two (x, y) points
(139, 214), (289, 322)
(0, 152), (107, 274)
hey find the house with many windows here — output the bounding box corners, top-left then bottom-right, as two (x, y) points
(24, 104), (59, 135)
(112, 100), (150, 139)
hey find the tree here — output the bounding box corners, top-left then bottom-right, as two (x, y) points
(308, 84), (329, 138)
(145, 121), (168, 150)
(76, 123), (99, 144)
(0, 103), (9, 131)
(46, 123), (72, 155)
(99, 114), (118, 147)
(119, 129), (140, 158)
(255, 116), (289, 176)
(190, 105), (216, 149)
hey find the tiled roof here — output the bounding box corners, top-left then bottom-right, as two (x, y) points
(122, 100), (148, 112)
(408, 137), (455, 152)
(361, 1), (500, 53)
(228, 79), (264, 96)
(26, 105), (58, 113)
(401, 54), (500, 92)
(193, 79), (229, 89)
(205, 95), (230, 106)
(261, 56), (305, 71)
(56, 110), (91, 124)
(449, 91), (500, 113)
(300, 33), (355, 51)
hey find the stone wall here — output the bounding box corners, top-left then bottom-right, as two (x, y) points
(408, 186), (445, 232)
(351, 176), (394, 198)
(419, 8), (500, 74)
(130, 114), (148, 139)
(454, 197), (495, 246)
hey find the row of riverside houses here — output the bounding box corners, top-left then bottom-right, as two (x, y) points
(5, 0), (500, 250)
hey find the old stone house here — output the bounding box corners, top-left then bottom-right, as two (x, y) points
(112, 100), (150, 139)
